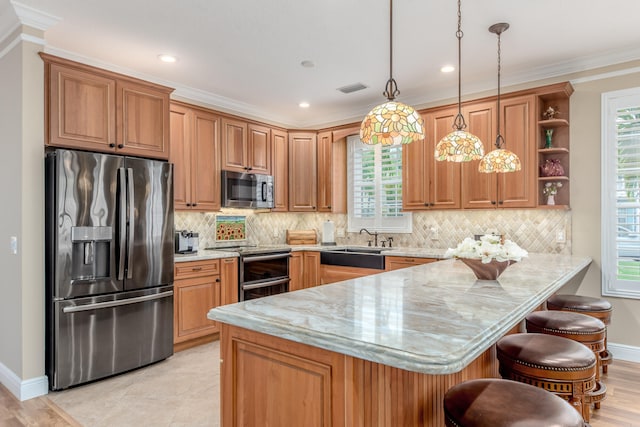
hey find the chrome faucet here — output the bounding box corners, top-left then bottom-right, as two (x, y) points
(359, 228), (378, 246)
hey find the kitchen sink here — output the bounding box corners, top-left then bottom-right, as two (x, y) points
(320, 247), (385, 269)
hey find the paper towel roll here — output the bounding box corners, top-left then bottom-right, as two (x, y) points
(322, 220), (335, 245)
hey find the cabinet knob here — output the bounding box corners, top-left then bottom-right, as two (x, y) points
(117, 144), (124, 149)
(498, 200), (504, 205)
(491, 201), (497, 205)
(327, 205), (331, 209)
(186, 203), (191, 207)
(109, 143), (116, 148)
(215, 278), (221, 283)
(192, 203), (197, 207)
(430, 203), (435, 207)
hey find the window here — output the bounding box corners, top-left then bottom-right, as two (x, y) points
(347, 135), (412, 233)
(601, 88), (640, 298)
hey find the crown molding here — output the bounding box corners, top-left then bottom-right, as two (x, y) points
(10, 0), (60, 31)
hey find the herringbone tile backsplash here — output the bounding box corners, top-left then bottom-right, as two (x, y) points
(176, 209), (571, 254)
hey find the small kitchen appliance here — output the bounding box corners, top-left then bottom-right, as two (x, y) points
(175, 230), (199, 254)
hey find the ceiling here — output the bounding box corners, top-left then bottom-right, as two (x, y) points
(4, 0), (640, 128)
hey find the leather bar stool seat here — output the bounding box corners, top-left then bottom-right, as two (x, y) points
(443, 378), (587, 427)
(547, 294), (613, 373)
(496, 333), (597, 422)
(526, 310), (607, 409)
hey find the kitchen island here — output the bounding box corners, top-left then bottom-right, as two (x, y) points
(208, 253), (591, 426)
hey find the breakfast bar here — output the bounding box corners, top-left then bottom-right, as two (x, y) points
(208, 253), (592, 426)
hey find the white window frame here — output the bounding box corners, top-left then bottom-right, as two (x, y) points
(347, 135), (412, 233)
(601, 88), (640, 299)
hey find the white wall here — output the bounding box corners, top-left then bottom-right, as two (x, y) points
(572, 68), (640, 352)
(0, 25), (47, 399)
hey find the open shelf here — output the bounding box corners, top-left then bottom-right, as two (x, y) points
(538, 119), (569, 128)
(538, 176), (569, 181)
(538, 147), (569, 154)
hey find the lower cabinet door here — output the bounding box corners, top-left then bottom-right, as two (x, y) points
(174, 274), (221, 343)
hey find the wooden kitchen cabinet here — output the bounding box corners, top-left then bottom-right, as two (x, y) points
(174, 257), (238, 349)
(289, 132), (318, 211)
(271, 129), (289, 211)
(41, 53), (172, 159)
(317, 131), (347, 213)
(170, 102), (221, 211)
(174, 259), (222, 345)
(403, 106), (462, 210)
(220, 118), (271, 174)
(289, 251), (320, 290)
(385, 256), (438, 271)
(320, 265), (382, 284)
(461, 95), (537, 209)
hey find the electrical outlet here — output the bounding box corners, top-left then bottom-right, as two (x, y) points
(272, 230), (279, 239)
(430, 226), (439, 240)
(10, 236), (17, 254)
(556, 230), (566, 243)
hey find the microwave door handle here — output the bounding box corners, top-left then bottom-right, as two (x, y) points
(126, 168), (135, 279)
(261, 181), (267, 201)
(117, 168), (126, 280)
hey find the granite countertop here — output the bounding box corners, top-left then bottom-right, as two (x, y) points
(174, 245), (448, 262)
(208, 253), (592, 375)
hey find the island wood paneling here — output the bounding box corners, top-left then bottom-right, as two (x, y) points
(220, 323), (508, 427)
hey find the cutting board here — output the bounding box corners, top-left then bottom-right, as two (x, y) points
(286, 230), (317, 245)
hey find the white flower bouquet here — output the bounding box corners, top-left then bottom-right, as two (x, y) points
(444, 234), (528, 264)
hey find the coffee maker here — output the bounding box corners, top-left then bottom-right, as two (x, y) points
(175, 230), (199, 254)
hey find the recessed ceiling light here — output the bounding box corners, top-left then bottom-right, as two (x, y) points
(441, 65), (455, 73)
(158, 54), (177, 63)
(299, 102), (310, 108)
(300, 60), (315, 68)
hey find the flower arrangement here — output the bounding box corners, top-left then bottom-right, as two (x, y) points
(543, 181), (563, 197)
(444, 234), (528, 264)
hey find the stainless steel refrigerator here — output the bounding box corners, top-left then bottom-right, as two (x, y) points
(45, 148), (174, 390)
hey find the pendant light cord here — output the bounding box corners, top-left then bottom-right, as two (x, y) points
(383, 0), (399, 101)
(453, 0), (467, 131)
(492, 24), (507, 149)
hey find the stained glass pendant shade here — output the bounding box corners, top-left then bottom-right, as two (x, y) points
(479, 22), (521, 174)
(434, 0), (484, 162)
(360, 0), (424, 145)
(360, 101), (424, 145)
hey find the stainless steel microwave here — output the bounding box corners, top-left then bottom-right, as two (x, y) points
(221, 170), (274, 209)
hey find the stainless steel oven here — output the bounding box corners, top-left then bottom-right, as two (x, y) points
(240, 249), (291, 301)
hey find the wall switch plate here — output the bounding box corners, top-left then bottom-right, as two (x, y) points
(10, 236), (17, 254)
(430, 226), (438, 240)
(556, 230), (566, 243)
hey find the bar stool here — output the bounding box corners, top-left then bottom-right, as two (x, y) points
(547, 294), (613, 373)
(496, 333), (597, 422)
(526, 310), (607, 409)
(443, 378), (588, 427)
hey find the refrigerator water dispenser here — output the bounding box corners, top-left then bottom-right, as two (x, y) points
(71, 226), (112, 280)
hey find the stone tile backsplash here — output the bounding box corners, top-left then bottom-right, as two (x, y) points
(175, 209), (571, 254)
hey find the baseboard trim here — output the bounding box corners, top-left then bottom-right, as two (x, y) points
(0, 361), (48, 401)
(608, 342), (640, 363)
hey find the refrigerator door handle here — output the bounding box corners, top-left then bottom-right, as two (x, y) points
(126, 167), (135, 279)
(117, 168), (127, 280)
(62, 290), (174, 313)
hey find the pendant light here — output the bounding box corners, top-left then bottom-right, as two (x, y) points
(478, 23), (521, 173)
(360, 0), (424, 145)
(434, 0), (484, 162)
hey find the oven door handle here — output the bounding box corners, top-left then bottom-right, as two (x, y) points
(242, 253), (292, 263)
(242, 277), (290, 290)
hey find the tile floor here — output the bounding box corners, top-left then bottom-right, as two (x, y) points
(47, 341), (220, 426)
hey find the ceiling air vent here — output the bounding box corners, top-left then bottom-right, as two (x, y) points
(337, 83), (368, 94)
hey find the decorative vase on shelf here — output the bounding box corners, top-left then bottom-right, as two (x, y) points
(459, 258), (515, 281)
(547, 194), (556, 205)
(540, 158), (565, 177)
(545, 129), (554, 148)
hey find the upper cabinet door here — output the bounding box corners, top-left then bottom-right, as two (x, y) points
(271, 129), (289, 212)
(47, 62), (116, 151)
(289, 132), (317, 212)
(221, 117), (248, 173)
(191, 109), (221, 211)
(116, 80), (171, 159)
(247, 123), (271, 174)
(169, 105), (192, 210)
(461, 101), (497, 209)
(402, 119), (429, 210)
(316, 131), (333, 212)
(430, 107), (461, 209)
(498, 95), (537, 208)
